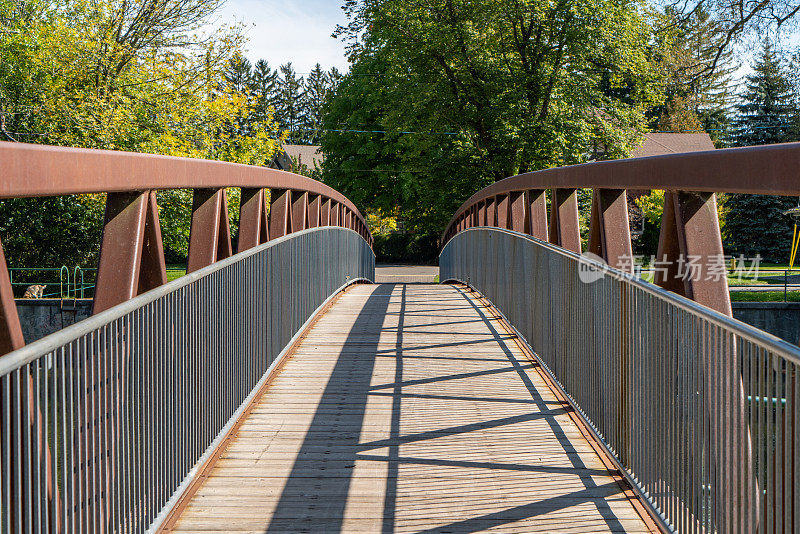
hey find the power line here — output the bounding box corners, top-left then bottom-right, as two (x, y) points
(293, 127), (459, 136)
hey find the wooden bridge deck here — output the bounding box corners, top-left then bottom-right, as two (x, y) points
(168, 283), (652, 533)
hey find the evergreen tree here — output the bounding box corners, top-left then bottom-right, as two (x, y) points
(275, 63), (306, 144)
(723, 41), (799, 262)
(327, 67), (343, 90)
(303, 64), (331, 144)
(654, 6), (737, 143)
(731, 41), (797, 146)
(224, 54), (253, 95)
(223, 54), (255, 137)
(250, 59), (278, 124)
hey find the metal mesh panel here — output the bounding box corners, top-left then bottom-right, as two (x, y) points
(441, 227), (799, 534)
(0, 227), (374, 533)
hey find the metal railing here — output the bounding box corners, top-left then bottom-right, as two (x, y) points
(441, 142), (800, 317)
(441, 227), (799, 533)
(0, 140), (373, 356)
(0, 227), (375, 533)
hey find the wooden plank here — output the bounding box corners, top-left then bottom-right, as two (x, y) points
(169, 284), (652, 533)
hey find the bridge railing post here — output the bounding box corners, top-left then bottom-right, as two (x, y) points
(588, 188), (633, 273)
(549, 188), (581, 253)
(526, 189), (548, 240)
(239, 187), (270, 252)
(187, 188), (233, 274)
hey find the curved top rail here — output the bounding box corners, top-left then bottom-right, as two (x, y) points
(444, 141), (800, 240)
(0, 141), (366, 225)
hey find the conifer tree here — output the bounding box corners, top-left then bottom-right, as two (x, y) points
(224, 54), (253, 95)
(303, 64), (331, 144)
(723, 41), (799, 261)
(655, 6), (736, 143)
(251, 60), (278, 124)
(731, 41), (798, 146)
(276, 63), (305, 144)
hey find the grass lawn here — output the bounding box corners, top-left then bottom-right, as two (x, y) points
(730, 291), (800, 302)
(166, 268), (186, 283)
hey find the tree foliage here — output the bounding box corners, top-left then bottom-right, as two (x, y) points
(723, 41), (800, 262)
(652, 6), (737, 142)
(0, 0), (284, 268)
(323, 0), (664, 253)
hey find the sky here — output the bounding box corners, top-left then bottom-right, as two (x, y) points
(214, 0), (351, 74)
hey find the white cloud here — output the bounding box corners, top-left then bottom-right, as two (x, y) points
(215, 0), (350, 74)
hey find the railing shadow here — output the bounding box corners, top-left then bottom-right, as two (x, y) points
(265, 283), (633, 533)
(264, 283), (395, 533)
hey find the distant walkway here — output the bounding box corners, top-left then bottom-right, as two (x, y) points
(168, 284), (652, 533)
(375, 264), (439, 283)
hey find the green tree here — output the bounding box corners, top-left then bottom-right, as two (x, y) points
(652, 6), (737, 142)
(251, 59), (279, 125)
(303, 63), (333, 144)
(276, 63), (305, 144)
(325, 0), (663, 257)
(723, 42), (799, 262)
(0, 0), (284, 269)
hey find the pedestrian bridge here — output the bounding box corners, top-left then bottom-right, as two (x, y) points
(1, 141), (799, 533)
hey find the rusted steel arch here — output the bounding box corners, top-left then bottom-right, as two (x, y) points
(0, 141), (372, 348)
(445, 141), (800, 230)
(0, 141), (367, 224)
(441, 141), (800, 316)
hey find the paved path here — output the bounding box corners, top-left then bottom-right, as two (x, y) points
(374, 264), (439, 283)
(170, 284), (651, 533)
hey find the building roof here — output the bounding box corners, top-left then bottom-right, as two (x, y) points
(631, 133), (715, 158)
(283, 144), (323, 168)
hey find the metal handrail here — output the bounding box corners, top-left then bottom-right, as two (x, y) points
(441, 227), (800, 533)
(0, 141), (373, 357)
(0, 227), (375, 532)
(0, 141), (365, 223)
(443, 141), (800, 239)
(447, 228), (800, 366)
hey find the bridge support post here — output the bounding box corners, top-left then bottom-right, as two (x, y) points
(0, 238), (23, 354)
(656, 191), (730, 315)
(330, 202), (340, 227)
(238, 188), (270, 252)
(588, 189), (633, 272)
(477, 201), (486, 226)
(485, 197), (496, 227)
(291, 191), (309, 232)
(496, 194), (510, 229)
(509, 192), (525, 232)
(187, 188), (233, 274)
(656, 190), (757, 530)
(321, 198), (331, 227)
(526, 190), (548, 240)
(269, 189), (292, 240)
(94, 191), (168, 313)
(549, 189), (581, 253)
(308, 194), (321, 229)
